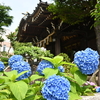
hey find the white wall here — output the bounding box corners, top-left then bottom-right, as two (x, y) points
(0, 29), (14, 54)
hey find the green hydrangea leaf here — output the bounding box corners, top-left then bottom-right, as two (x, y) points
(74, 70), (87, 86)
(70, 66), (79, 75)
(69, 92), (82, 100)
(43, 68), (58, 79)
(16, 71), (28, 79)
(30, 74), (44, 81)
(9, 81), (28, 100)
(4, 70), (17, 78)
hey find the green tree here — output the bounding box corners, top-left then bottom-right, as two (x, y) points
(48, 0), (100, 85)
(0, 3), (13, 30)
(48, 0), (96, 25)
(91, 0), (100, 55)
(6, 28), (18, 54)
(0, 36), (4, 56)
(0, 36), (4, 42)
(90, 0), (100, 85)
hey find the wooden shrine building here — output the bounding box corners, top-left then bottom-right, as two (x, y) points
(17, 1), (97, 58)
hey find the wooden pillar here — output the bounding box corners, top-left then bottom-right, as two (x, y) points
(55, 37), (61, 55)
(95, 25), (100, 86)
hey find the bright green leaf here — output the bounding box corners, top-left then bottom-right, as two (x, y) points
(43, 68), (58, 79)
(40, 57), (52, 62)
(60, 62), (76, 66)
(70, 66), (79, 75)
(4, 70), (17, 77)
(0, 85), (7, 90)
(0, 78), (4, 84)
(34, 94), (42, 100)
(69, 92), (82, 100)
(0, 89), (11, 95)
(22, 78), (30, 84)
(0, 76), (8, 80)
(83, 88), (94, 96)
(63, 73), (76, 82)
(52, 56), (63, 64)
(41, 56), (63, 67)
(16, 71), (28, 79)
(30, 74), (44, 82)
(74, 70), (87, 86)
(23, 95), (34, 100)
(0, 72), (3, 76)
(3, 99), (14, 100)
(9, 81), (28, 100)
(70, 81), (77, 93)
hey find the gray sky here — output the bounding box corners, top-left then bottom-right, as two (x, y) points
(0, 0), (52, 32)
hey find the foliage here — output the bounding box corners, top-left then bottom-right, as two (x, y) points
(90, 0), (100, 26)
(6, 32), (54, 61)
(6, 28), (18, 55)
(14, 45), (54, 61)
(0, 57), (8, 66)
(6, 32), (17, 47)
(0, 70), (30, 100)
(0, 36), (4, 42)
(0, 48), (99, 100)
(37, 60), (65, 75)
(0, 3), (13, 30)
(58, 53), (71, 62)
(0, 51), (10, 56)
(58, 53), (71, 72)
(13, 41), (32, 49)
(47, 0), (96, 25)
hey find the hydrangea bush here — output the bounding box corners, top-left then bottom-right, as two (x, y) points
(37, 60), (65, 75)
(37, 60), (54, 75)
(0, 47), (100, 100)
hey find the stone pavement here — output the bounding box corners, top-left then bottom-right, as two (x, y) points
(80, 93), (100, 100)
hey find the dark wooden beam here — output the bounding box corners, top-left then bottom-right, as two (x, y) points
(28, 25), (46, 28)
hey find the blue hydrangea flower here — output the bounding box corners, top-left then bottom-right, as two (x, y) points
(0, 61), (5, 71)
(74, 48), (99, 75)
(37, 60), (54, 75)
(37, 60), (65, 75)
(11, 61), (32, 80)
(58, 66), (65, 72)
(96, 87), (100, 92)
(42, 75), (70, 100)
(8, 55), (23, 67)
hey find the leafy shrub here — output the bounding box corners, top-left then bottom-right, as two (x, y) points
(58, 53), (72, 73)
(0, 57), (8, 66)
(14, 46), (54, 61)
(0, 48), (100, 100)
